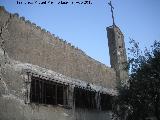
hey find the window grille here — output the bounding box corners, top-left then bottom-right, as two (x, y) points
(28, 74), (113, 111)
(30, 76), (68, 106)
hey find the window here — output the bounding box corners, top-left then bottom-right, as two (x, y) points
(74, 87), (97, 109)
(29, 74), (113, 111)
(100, 93), (112, 111)
(74, 87), (113, 111)
(30, 76), (68, 106)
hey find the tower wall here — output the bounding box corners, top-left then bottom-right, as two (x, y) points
(107, 26), (129, 85)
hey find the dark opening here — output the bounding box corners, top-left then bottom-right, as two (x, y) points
(74, 87), (112, 111)
(100, 93), (112, 111)
(30, 76), (68, 106)
(74, 87), (97, 110)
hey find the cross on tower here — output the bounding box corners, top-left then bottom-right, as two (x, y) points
(108, 1), (115, 26)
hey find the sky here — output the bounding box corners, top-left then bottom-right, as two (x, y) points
(0, 0), (160, 66)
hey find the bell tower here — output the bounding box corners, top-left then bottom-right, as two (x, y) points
(107, 1), (128, 86)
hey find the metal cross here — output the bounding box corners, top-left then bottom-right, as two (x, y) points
(108, 1), (115, 26)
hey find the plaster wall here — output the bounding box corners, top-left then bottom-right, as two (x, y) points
(0, 96), (112, 120)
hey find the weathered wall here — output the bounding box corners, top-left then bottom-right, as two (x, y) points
(0, 47), (112, 120)
(107, 26), (128, 84)
(0, 97), (111, 120)
(75, 108), (112, 120)
(0, 6), (116, 89)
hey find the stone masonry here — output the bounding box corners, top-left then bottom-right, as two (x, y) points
(0, 6), (116, 89)
(107, 25), (129, 85)
(0, 5), (128, 120)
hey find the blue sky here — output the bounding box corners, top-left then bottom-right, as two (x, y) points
(0, 0), (160, 66)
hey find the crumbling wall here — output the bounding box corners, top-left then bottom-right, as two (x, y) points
(0, 46), (112, 120)
(0, 6), (116, 89)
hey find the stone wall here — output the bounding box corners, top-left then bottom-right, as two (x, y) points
(0, 97), (112, 120)
(0, 46), (112, 120)
(107, 26), (128, 85)
(0, 6), (116, 89)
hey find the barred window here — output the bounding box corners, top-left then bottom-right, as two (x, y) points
(30, 76), (68, 106)
(74, 87), (112, 111)
(74, 87), (97, 109)
(100, 93), (112, 111)
(29, 75), (113, 111)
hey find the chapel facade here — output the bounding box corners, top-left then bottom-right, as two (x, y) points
(0, 6), (128, 120)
